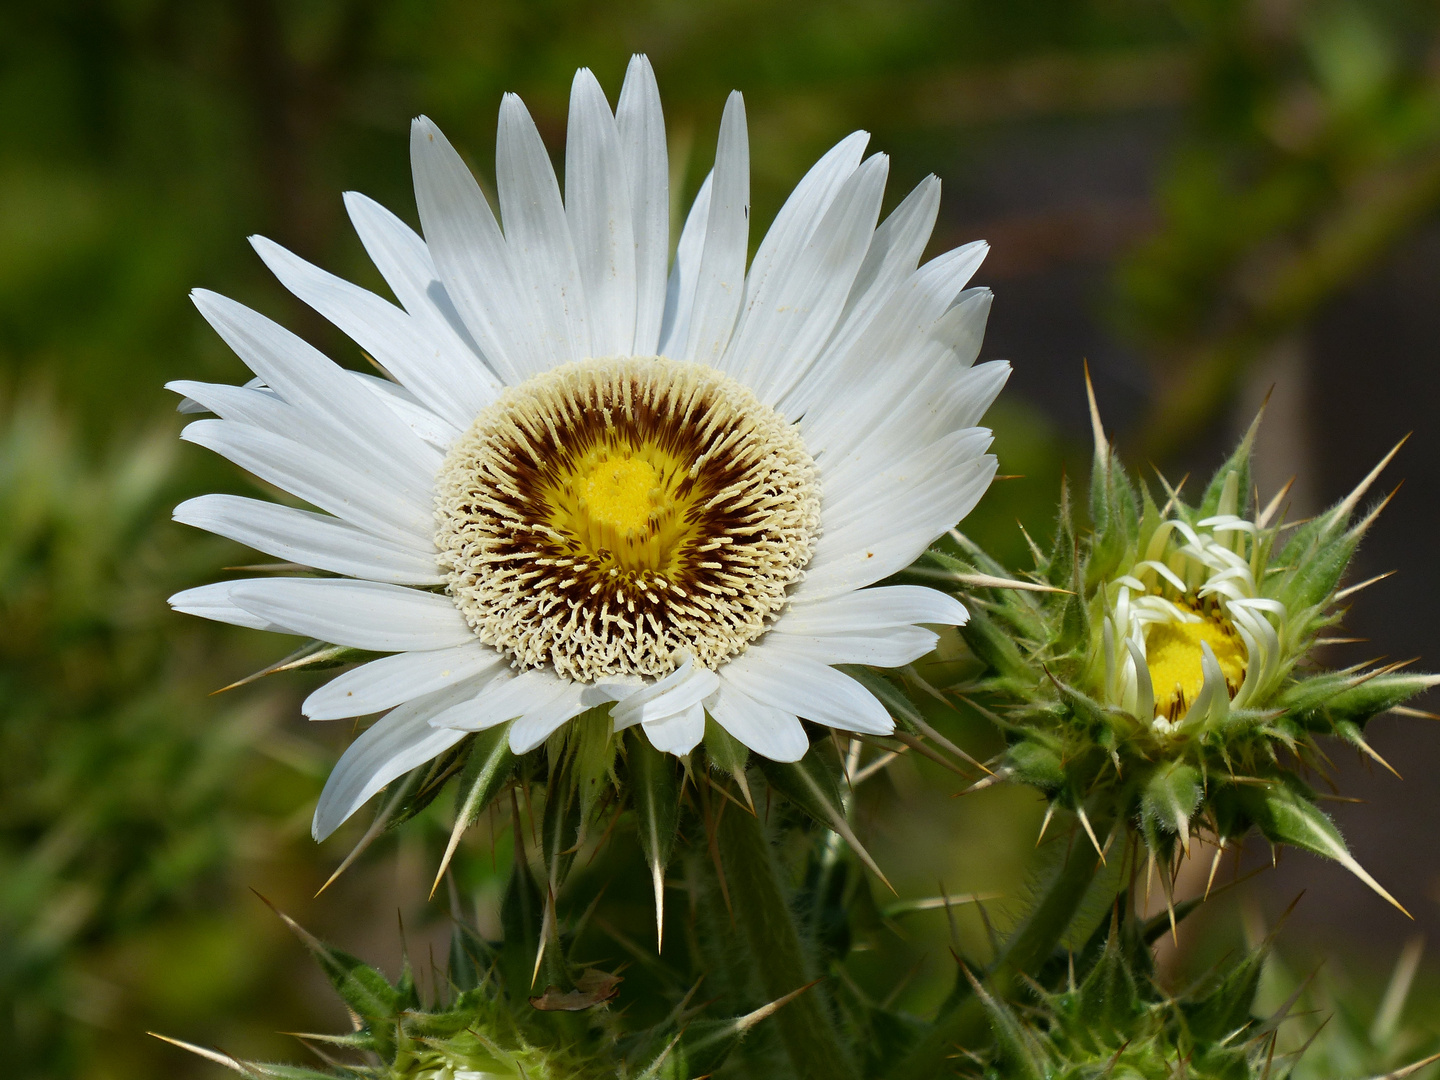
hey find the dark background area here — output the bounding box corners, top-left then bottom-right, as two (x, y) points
(3, 1), (1439, 1076)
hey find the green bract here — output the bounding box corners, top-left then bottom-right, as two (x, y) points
(936, 386), (1433, 910)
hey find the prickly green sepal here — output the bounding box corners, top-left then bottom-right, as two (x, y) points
(292, 933), (400, 1028)
(838, 664), (926, 735)
(1075, 928), (1142, 1038)
(1196, 410), (1259, 520)
(628, 729), (681, 949)
(702, 715), (748, 779)
(1273, 527), (1359, 612)
(452, 726), (516, 836)
(960, 602), (1033, 683)
(448, 919), (495, 994)
(1087, 446), (1139, 586)
(1005, 738), (1066, 792)
(387, 736), (473, 829)
(1183, 951), (1267, 1044)
(758, 752), (845, 834)
(1142, 761), (1202, 838)
(540, 759), (581, 912)
(1292, 672), (1438, 730)
(570, 707), (618, 835)
(498, 823), (546, 992)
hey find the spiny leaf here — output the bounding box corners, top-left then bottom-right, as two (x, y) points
(212, 640), (378, 695)
(572, 705), (619, 837)
(703, 715), (752, 806)
(151, 1031), (339, 1079)
(254, 895), (401, 1029)
(1237, 780), (1410, 917)
(961, 966), (1049, 1080)
(758, 753), (893, 892)
(432, 725), (515, 898)
(1297, 672), (1440, 730)
(1183, 944), (1268, 1042)
(1197, 404), (1263, 520)
(639, 982), (818, 1079)
(499, 804), (546, 992)
(447, 919), (495, 994)
(629, 729), (682, 951)
(1075, 927), (1141, 1037)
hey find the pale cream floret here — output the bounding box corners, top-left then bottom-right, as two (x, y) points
(434, 356), (821, 682)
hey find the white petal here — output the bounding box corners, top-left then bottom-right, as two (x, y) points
(835, 174), (940, 336)
(190, 290), (441, 486)
(739, 132), (867, 314)
(180, 418), (433, 546)
(643, 702), (705, 756)
(303, 643), (505, 720)
(822, 426), (995, 532)
(1124, 638), (1155, 722)
(350, 373), (462, 450)
(791, 243), (989, 438)
(783, 584), (969, 628)
(723, 130), (868, 383)
(812, 316), (1004, 494)
(174, 494), (442, 584)
(720, 646), (893, 735)
(411, 116), (532, 385)
(760, 626), (938, 668)
(497, 94), (590, 369)
(799, 449), (998, 603)
(610, 653), (720, 731)
(170, 377), (445, 508)
(657, 172), (712, 357)
(226, 578), (474, 651)
(841, 358), (1009, 474)
(566, 69), (636, 358)
(168, 581), (290, 632)
(249, 235), (489, 430)
(343, 190), (504, 398)
(509, 680), (590, 753)
(617, 55), (669, 355)
(509, 694), (590, 754)
(682, 92), (749, 365)
(706, 679), (809, 762)
(312, 679), (484, 840)
(429, 667), (574, 750)
(728, 153), (889, 407)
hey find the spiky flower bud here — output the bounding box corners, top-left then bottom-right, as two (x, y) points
(940, 380), (1434, 909)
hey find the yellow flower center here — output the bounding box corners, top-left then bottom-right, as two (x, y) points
(433, 356), (821, 681)
(543, 444), (699, 576)
(1145, 615), (1246, 720)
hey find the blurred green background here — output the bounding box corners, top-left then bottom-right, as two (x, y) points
(6, 1), (1440, 1076)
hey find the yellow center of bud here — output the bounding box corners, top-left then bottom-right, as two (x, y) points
(1145, 616), (1246, 720)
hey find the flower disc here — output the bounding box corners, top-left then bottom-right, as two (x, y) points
(434, 356), (821, 681)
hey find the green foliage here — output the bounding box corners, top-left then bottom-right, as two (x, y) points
(0, 393), (322, 1075)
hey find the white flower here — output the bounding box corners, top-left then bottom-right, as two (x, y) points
(169, 56), (1006, 840)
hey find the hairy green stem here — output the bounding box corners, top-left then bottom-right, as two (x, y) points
(885, 818), (1113, 1079)
(717, 803), (860, 1080)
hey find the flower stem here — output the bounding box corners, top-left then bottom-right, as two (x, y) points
(717, 802), (860, 1080)
(884, 815), (1115, 1079)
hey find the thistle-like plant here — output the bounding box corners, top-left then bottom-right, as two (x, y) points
(935, 376), (1434, 912)
(153, 891), (808, 1080)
